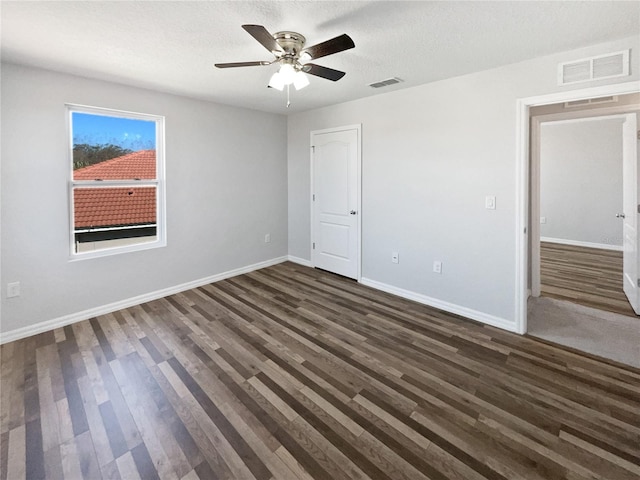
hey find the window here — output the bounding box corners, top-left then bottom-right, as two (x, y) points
(67, 105), (165, 258)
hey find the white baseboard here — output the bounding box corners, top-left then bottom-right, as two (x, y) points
(287, 255), (313, 267)
(540, 237), (623, 252)
(360, 277), (518, 333)
(0, 256), (288, 345)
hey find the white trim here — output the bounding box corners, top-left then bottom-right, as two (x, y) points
(515, 98), (530, 334)
(310, 124), (362, 281)
(361, 278), (517, 333)
(287, 255), (313, 267)
(521, 82), (640, 107)
(309, 124), (361, 136)
(66, 103), (167, 261)
(515, 80), (640, 335)
(537, 112), (631, 126)
(540, 237), (623, 252)
(0, 256), (288, 345)
(530, 114), (542, 298)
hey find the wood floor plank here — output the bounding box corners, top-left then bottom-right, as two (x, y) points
(35, 345), (61, 454)
(215, 399), (302, 480)
(115, 450), (142, 480)
(130, 442), (161, 480)
(7, 341), (25, 433)
(100, 458), (123, 480)
(110, 357), (178, 480)
(43, 444), (64, 480)
(1, 261), (638, 479)
(6, 425), (25, 480)
(74, 429), (101, 480)
(124, 352), (193, 479)
(94, 350), (142, 451)
(24, 419), (45, 480)
(59, 436), (83, 480)
(0, 431), (8, 480)
(58, 339), (90, 437)
(540, 241), (637, 317)
(0, 344), (14, 436)
(152, 366), (234, 479)
(55, 398), (75, 445)
(77, 374), (114, 468)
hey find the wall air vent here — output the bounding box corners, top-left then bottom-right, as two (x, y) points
(564, 96), (618, 108)
(368, 77), (403, 89)
(558, 50), (629, 86)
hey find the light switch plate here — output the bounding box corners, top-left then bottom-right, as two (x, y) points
(485, 195), (496, 210)
(391, 252), (399, 264)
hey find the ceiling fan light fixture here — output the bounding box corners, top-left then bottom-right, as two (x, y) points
(299, 51), (312, 63)
(293, 71), (310, 90)
(278, 63), (297, 85)
(268, 71), (285, 91)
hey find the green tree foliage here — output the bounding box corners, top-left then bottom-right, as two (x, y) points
(73, 144), (133, 170)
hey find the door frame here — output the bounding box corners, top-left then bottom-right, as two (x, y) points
(310, 124), (362, 281)
(515, 81), (639, 334)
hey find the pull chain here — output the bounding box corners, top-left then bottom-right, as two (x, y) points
(287, 84), (291, 108)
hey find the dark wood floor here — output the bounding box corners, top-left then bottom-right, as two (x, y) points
(2, 262), (639, 480)
(540, 241), (637, 317)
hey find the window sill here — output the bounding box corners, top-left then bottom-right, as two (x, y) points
(69, 238), (167, 261)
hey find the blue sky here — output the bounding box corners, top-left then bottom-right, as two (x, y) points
(72, 112), (155, 150)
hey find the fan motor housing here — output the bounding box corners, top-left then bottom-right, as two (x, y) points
(273, 31), (306, 57)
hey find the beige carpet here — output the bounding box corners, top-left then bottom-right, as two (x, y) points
(528, 296), (640, 368)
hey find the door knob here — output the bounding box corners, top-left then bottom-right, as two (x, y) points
(616, 213), (626, 218)
(349, 210), (357, 215)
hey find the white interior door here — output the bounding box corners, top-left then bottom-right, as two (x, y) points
(311, 127), (360, 279)
(622, 113), (640, 314)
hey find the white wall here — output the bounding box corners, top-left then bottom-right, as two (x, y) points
(540, 118), (624, 248)
(287, 36), (639, 329)
(1, 63), (288, 338)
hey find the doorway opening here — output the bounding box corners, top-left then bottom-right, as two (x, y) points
(531, 111), (636, 317)
(515, 84), (640, 366)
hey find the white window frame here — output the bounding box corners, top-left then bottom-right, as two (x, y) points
(66, 104), (166, 260)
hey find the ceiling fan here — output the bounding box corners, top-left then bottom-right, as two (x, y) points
(215, 25), (355, 92)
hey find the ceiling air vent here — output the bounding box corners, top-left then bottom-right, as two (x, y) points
(593, 53), (626, 79)
(558, 50), (629, 86)
(564, 96), (618, 108)
(368, 77), (403, 89)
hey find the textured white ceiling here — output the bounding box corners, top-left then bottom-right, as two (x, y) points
(2, 1), (639, 115)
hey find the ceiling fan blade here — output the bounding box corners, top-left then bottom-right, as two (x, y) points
(215, 61), (271, 68)
(302, 63), (346, 81)
(301, 34), (354, 60)
(242, 24), (283, 53)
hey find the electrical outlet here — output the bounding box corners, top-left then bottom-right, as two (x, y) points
(540, 217), (546, 224)
(433, 261), (442, 274)
(391, 252), (399, 264)
(264, 234), (271, 243)
(7, 282), (20, 298)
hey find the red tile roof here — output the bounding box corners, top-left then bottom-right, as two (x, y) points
(73, 149), (156, 180)
(73, 150), (157, 229)
(74, 187), (156, 228)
